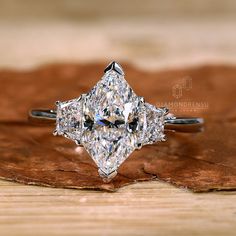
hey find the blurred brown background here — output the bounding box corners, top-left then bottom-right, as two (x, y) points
(0, 0), (235, 69)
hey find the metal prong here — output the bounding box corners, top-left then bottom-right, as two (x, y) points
(55, 101), (61, 106)
(98, 169), (117, 183)
(161, 134), (166, 141)
(75, 140), (81, 145)
(53, 130), (58, 136)
(139, 97), (145, 103)
(161, 107), (169, 115)
(77, 94), (85, 102)
(104, 61), (124, 76)
(136, 143), (143, 150)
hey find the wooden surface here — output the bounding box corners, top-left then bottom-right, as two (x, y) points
(0, 180), (236, 236)
(1, 64), (236, 193)
(1, 64), (236, 235)
(0, 1), (236, 235)
(0, 64), (236, 235)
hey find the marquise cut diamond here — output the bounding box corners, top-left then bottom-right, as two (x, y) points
(56, 62), (166, 180)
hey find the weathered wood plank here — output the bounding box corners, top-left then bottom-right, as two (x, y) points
(0, 180), (235, 236)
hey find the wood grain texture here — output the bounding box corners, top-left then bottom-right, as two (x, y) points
(0, 0), (236, 70)
(0, 180), (236, 236)
(0, 64), (236, 192)
(0, 2), (235, 234)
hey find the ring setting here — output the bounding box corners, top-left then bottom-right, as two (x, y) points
(29, 62), (204, 182)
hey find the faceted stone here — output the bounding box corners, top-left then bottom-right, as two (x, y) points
(56, 98), (83, 143)
(55, 62), (166, 180)
(143, 103), (165, 144)
(81, 70), (146, 176)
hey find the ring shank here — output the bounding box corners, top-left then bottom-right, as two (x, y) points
(165, 117), (204, 133)
(29, 109), (57, 125)
(29, 109), (204, 133)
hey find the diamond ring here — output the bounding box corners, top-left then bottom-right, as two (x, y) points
(29, 62), (204, 182)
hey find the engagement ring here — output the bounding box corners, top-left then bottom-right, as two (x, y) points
(29, 62), (204, 182)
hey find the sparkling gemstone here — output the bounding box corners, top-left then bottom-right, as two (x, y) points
(56, 98), (83, 142)
(81, 71), (147, 176)
(55, 62), (166, 179)
(143, 103), (165, 144)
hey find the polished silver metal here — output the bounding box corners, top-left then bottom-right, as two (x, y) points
(104, 61), (124, 76)
(28, 61), (204, 182)
(29, 109), (204, 133)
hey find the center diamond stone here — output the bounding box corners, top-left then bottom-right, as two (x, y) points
(56, 62), (166, 180)
(81, 70), (146, 178)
